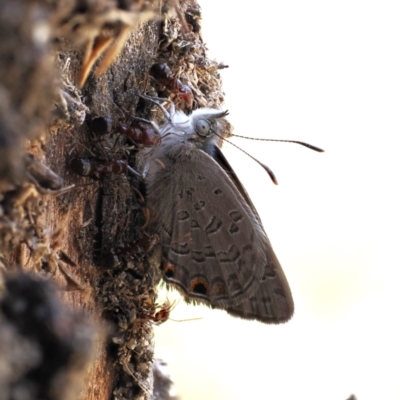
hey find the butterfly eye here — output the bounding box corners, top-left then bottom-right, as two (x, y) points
(196, 119), (211, 137)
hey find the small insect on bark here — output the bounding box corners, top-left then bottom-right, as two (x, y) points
(149, 63), (193, 108)
(70, 158), (129, 177)
(138, 300), (177, 325)
(90, 116), (161, 147)
(138, 299), (201, 325)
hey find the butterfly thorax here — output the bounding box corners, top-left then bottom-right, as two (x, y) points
(144, 108), (229, 174)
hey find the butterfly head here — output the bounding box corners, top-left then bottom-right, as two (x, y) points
(188, 108), (229, 141)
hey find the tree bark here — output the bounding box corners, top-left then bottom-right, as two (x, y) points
(0, 1), (226, 399)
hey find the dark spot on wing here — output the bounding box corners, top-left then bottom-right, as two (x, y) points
(194, 200), (205, 211)
(229, 223), (239, 234)
(205, 216), (222, 234)
(229, 210), (243, 222)
(190, 278), (209, 295)
(177, 210), (189, 220)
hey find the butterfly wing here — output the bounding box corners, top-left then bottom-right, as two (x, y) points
(211, 146), (294, 322)
(212, 145), (261, 219)
(146, 139), (293, 323)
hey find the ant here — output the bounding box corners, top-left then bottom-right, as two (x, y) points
(136, 300), (175, 325)
(71, 119), (152, 179)
(149, 63), (193, 107)
(71, 94), (168, 180)
(90, 116), (161, 147)
(138, 299), (202, 325)
(69, 158), (132, 177)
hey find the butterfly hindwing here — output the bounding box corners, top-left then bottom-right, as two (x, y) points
(146, 136), (293, 322)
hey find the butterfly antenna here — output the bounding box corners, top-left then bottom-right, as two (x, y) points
(213, 131), (278, 185)
(230, 134), (325, 153)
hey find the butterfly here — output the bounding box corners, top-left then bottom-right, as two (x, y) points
(143, 102), (294, 323)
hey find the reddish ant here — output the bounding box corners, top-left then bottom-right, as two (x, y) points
(90, 116), (160, 147)
(149, 63), (193, 107)
(139, 300), (176, 325)
(70, 158), (140, 177)
(72, 99), (163, 180)
(138, 299), (202, 325)
(73, 91), (191, 181)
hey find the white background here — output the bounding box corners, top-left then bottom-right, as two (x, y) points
(155, 1), (400, 399)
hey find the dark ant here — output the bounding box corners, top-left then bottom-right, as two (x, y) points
(90, 116), (160, 147)
(149, 63), (193, 107)
(70, 158), (127, 176)
(73, 99), (161, 180)
(70, 158), (140, 178)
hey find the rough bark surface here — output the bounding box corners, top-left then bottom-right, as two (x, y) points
(0, 1), (226, 399)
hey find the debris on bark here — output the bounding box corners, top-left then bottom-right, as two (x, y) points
(0, 0), (228, 398)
